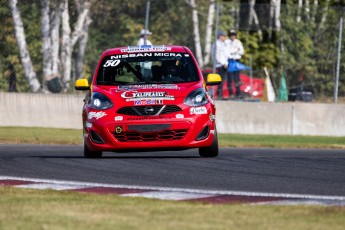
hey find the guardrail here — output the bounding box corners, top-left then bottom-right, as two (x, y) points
(1, 93), (344, 136)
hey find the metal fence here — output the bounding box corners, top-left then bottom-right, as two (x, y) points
(0, 0), (344, 103)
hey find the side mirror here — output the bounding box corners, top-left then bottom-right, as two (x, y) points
(206, 73), (222, 85)
(75, 79), (90, 91)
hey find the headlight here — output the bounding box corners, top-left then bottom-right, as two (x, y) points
(184, 88), (208, 106)
(89, 92), (113, 110)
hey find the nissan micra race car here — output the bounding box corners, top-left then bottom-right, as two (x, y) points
(75, 45), (221, 158)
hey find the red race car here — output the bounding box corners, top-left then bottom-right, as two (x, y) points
(75, 45), (221, 158)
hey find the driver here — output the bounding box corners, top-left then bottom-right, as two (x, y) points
(162, 60), (179, 78)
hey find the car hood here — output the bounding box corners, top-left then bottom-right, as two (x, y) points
(93, 82), (204, 104)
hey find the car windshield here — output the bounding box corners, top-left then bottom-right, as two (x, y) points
(96, 52), (199, 85)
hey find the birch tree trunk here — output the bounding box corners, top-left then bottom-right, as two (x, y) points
(75, 13), (91, 79)
(274, 0), (281, 31)
(316, 0), (330, 42)
(248, 0), (256, 28)
(61, 0), (72, 90)
(297, 0), (303, 22)
(71, 3), (90, 47)
(248, 0), (262, 41)
(51, 1), (63, 74)
(305, 0), (310, 21)
(74, 0), (92, 79)
(41, 0), (51, 79)
(185, 0), (203, 67)
(61, 0), (90, 89)
(268, 0), (275, 40)
(9, 0), (41, 92)
(203, 0), (215, 67)
(311, 0), (318, 22)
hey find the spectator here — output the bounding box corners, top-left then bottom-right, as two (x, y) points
(137, 29), (153, 79)
(211, 30), (230, 100)
(137, 29), (152, 46)
(7, 63), (17, 92)
(225, 29), (244, 99)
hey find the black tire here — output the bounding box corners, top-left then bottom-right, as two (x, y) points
(199, 130), (219, 157)
(84, 144), (102, 158)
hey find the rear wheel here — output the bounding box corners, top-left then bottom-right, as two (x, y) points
(84, 144), (102, 158)
(198, 130), (218, 158)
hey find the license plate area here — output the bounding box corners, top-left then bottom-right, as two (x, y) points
(127, 124), (171, 132)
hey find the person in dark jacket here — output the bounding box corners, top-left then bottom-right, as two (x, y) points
(8, 64), (17, 92)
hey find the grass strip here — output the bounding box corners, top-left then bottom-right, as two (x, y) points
(1, 126), (345, 148)
(219, 133), (345, 149)
(0, 126), (81, 145)
(0, 186), (344, 230)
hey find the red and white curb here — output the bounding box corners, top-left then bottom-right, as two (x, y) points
(1, 176), (345, 206)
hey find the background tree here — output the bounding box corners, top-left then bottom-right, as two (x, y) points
(9, 0), (41, 92)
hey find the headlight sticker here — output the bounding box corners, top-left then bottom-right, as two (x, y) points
(115, 116), (123, 121)
(190, 106), (207, 115)
(176, 114), (184, 119)
(88, 111), (107, 120)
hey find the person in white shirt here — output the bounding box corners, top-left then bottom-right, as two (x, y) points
(211, 31), (230, 99)
(225, 29), (244, 99)
(137, 29), (153, 46)
(137, 29), (153, 79)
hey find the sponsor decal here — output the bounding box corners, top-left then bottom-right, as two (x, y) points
(120, 46), (172, 53)
(134, 99), (163, 105)
(118, 84), (179, 90)
(103, 59), (120, 67)
(88, 111), (107, 120)
(127, 116), (172, 121)
(115, 126), (122, 134)
(110, 52), (181, 59)
(114, 116), (123, 121)
(153, 53), (182, 57)
(121, 91), (174, 101)
(210, 130), (215, 134)
(190, 106), (208, 115)
(176, 114), (184, 119)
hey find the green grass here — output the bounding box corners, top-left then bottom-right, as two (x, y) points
(218, 133), (345, 149)
(1, 126), (345, 149)
(0, 186), (344, 230)
(0, 126), (82, 145)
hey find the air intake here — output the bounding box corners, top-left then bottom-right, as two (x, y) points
(90, 130), (105, 144)
(195, 125), (210, 141)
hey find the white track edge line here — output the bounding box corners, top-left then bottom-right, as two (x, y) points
(1, 175), (345, 201)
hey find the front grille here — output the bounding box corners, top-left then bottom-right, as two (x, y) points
(117, 105), (182, 116)
(113, 129), (188, 142)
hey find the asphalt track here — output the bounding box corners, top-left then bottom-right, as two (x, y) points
(0, 144), (345, 197)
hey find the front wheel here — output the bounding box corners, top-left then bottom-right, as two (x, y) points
(198, 130), (219, 158)
(84, 144), (102, 158)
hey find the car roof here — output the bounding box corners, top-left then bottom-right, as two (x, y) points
(103, 45), (192, 56)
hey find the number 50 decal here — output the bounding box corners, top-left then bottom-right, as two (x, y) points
(103, 60), (121, 67)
